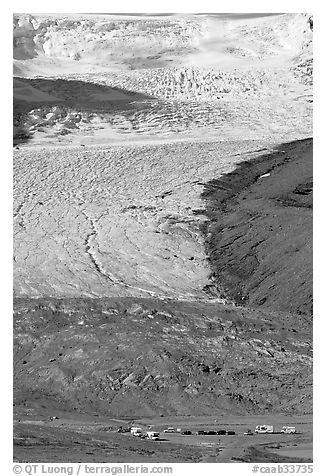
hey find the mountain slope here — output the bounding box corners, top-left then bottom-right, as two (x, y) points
(14, 297), (312, 418)
(203, 138), (313, 316)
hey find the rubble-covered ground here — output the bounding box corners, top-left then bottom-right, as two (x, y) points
(14, 295), (312, 462)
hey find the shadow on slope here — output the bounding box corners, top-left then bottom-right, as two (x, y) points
(201, 138), (313, 316)
(13, 77), (155, 104)
(13, 76), (156, 144)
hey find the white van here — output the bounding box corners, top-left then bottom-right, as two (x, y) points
(281, 426), (296, 434)
(146, 431), (160, 440)
(130, 427), (143, 437)
(255, 425), (273, 434)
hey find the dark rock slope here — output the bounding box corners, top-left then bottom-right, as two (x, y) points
(202, 138), (312, 316)
(14, 297), (312, 418)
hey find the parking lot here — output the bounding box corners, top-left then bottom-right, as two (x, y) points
(129, 414), (313, 461)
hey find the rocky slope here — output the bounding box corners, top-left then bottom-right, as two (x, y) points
(14, 296), (312, 418)
(202, 138), (313, 316)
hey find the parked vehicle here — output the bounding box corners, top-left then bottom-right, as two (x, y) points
(181, 430), (192, 435)
(163, 427), (176, 433)
(130, 427), (143, 437)
(281, 426), (296, 434)
(244, 429), (253, 435)
(217, 430), (227, 435)
(196, 430), (206, 435)
(227, 430), (236, 435)
(146, 431), (160, 440)
(255, 425), (274, 434)
(206, 430), (217, 435)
